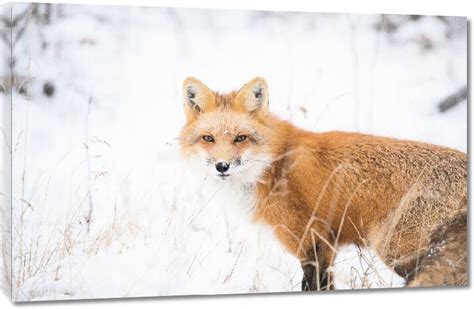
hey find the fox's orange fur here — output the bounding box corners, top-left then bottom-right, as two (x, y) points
(179, 77), (468, 290)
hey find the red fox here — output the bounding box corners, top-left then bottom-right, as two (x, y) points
(179, 77), (468, 290)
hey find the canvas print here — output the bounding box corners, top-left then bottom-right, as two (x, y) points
(0, 3), (468, 302)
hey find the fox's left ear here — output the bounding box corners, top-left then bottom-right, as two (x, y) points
(182, 77), (215, 120)
(235, 77), (269, 114)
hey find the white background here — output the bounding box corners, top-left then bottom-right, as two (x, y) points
(0, 0), (472, 308)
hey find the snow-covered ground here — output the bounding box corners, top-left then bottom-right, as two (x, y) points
(0, 3), (467, 301)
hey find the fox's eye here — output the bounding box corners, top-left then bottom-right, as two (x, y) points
(202, 135), (215, 142)
(235, 135), (247, 143)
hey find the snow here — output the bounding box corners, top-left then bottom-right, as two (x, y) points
(0, 3), (466, 301)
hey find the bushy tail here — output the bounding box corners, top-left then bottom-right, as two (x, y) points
(406, 211), (468, 287)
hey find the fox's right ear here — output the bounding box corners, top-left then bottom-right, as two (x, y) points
(182, 77), (215, 119)
(235, 77), (269, 115)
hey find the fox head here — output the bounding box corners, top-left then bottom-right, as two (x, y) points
(179, 77), (278, 185)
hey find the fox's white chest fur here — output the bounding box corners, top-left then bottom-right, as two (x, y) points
(182, 155), (259, 224)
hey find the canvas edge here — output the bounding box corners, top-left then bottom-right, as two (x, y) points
(0, 1), (13, 303)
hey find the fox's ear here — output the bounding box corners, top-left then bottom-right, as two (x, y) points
(235, 77), (269, 114)
(182, 77), (215, 119)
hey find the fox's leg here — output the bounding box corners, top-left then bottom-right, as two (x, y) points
(301, 242), (335, 291)
(405, 213), (467, 287)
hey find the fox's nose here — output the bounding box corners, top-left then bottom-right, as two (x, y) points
(215, 162), (230, 173)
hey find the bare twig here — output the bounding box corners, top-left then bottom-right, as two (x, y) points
(438, 86), (467, 113)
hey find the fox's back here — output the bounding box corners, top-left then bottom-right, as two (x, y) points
(300, 131), (467, 206)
